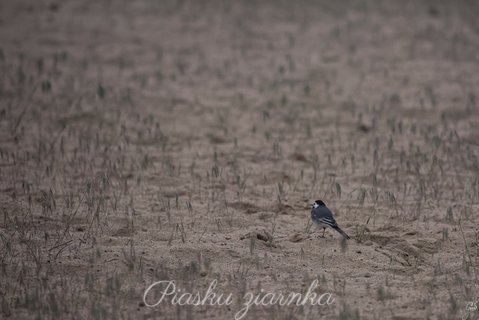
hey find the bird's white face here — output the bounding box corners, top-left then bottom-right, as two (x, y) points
(312, 202), (319, 209)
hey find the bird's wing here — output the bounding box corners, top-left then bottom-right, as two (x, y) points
(313, 207), (338, 227)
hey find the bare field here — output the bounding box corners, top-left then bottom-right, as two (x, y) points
(1, 1), (479, 319)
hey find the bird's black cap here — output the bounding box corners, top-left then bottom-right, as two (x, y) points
(314, 200), (326, 206)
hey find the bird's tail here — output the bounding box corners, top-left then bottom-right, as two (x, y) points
(333, 226), (350, 239)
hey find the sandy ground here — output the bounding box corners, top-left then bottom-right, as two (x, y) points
(1, 0), (479, 319)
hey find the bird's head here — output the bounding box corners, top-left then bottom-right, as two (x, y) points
(312, 200), (326, 208)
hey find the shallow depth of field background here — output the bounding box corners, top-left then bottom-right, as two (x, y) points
(1, 0), (479, 319)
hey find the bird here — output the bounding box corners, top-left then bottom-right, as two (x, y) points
(311, 200), (350, 239)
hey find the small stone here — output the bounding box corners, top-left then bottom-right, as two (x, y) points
(289, 232), (305, 242)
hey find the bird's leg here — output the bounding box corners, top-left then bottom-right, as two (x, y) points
(322, 228), (326, 238)
(316, 226), (323, 238)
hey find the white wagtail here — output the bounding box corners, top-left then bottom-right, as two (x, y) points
(311, 200), (350, 239)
